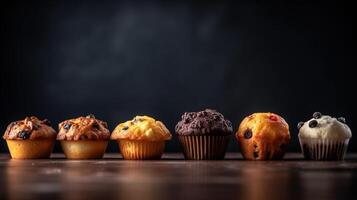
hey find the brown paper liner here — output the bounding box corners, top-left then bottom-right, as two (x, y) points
(6, 139), (55, 159)
(60, 140), (108, 159)
(178, 135), (231, 160)
(118, 140), (165, 160)
(299, 137), (349, 160)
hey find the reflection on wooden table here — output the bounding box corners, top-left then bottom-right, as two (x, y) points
(1, 153), (357, 200)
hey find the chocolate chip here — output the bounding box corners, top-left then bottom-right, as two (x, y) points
(92, 123), (100, 130)
(43, 119), (51, 126)
(337, 117), (346, 123)
(198, 112), (205, 117)
(244, 129), (253, 139)
(86, 114), (95, 119)
(313, 112), (322, 119)
(213, 115), (220, 121)
(297, 122), (304, 130)
(18, 131), (30, 140)
(63, 123), (72, 130)
(253, 151), (259, 158)
(308, 120), (318, 128)
(226, 120), (232, 127)
(122, 126), (129, 130)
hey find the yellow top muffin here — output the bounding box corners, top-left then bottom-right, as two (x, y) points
(111, 116), (172, 141)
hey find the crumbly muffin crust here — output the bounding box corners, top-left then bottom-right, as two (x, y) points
(57, 114), (110, 140)
(3, 116), (56, 140)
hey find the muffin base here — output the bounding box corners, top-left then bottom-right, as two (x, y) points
(178, 135), (230, 160)
(299, 137), (349, 160)
(6, 139), (54, 159)
(60, 140), (108, 159)
(118, 140), (165, 160)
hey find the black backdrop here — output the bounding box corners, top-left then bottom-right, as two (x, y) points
(1, 1), (356, 153)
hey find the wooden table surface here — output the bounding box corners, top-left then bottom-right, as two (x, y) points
(1, 153), (357, 200)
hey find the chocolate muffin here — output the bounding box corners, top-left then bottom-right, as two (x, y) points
(3, 116), (57, 159)
(57, 114), (110, 159)
(175, 109), (233, 160)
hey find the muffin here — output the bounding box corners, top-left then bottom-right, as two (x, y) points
(3, 116), (56, 159)
(57, 114), (110, 159)
(236, 113), (290, 160)
(111, 116), (172, 160)
(175, 109), (233, 160)
(297, 112), (352, 160)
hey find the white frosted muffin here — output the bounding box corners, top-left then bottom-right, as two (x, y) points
(297, 112), (352, 160)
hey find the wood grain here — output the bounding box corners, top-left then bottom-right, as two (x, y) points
(1, 153), (357, 200)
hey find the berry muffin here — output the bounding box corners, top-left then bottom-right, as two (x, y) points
(297, 112), (352, 160)
(3, 116), (56, 159)
(175, 109), (233, 160)
(57, 114), (110, 159)
(236, 113), (290, 160)
(111, 116), (172, 160)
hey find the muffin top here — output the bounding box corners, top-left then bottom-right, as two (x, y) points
(236, 112), (290, 140)
(3, 116), (56, 140)
(298, 112), (351, 140)
(57, 114), (110, 140)
(175, 109), (233, 136)
(111, 116), (172, 141)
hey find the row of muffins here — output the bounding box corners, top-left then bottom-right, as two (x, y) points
(2, 109), (352, 160)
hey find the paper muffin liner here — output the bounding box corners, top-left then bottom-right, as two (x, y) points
(118, 140), (165, 160)
(299, 137), (350, 160)
(178, 135), (231, 160)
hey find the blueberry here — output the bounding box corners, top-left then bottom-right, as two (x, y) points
(297, 122), (305, 130)
(313, 112), (322, 119)
(338, 117), (346, 123)
(18, 131), (30, 140)
(244, 129), (253, 139)
(63, 123), (72, 130)
(308, 120), (318, 128)
(92, 123), (100, 130)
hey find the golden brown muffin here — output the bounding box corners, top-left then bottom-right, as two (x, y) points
(111, 116), (171, 160)
(57, 114), (110, 159)
(3, 116), (56, 159)
(236, 113), (290, 160)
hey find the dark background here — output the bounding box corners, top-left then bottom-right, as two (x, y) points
(1, 1), (355, 153)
